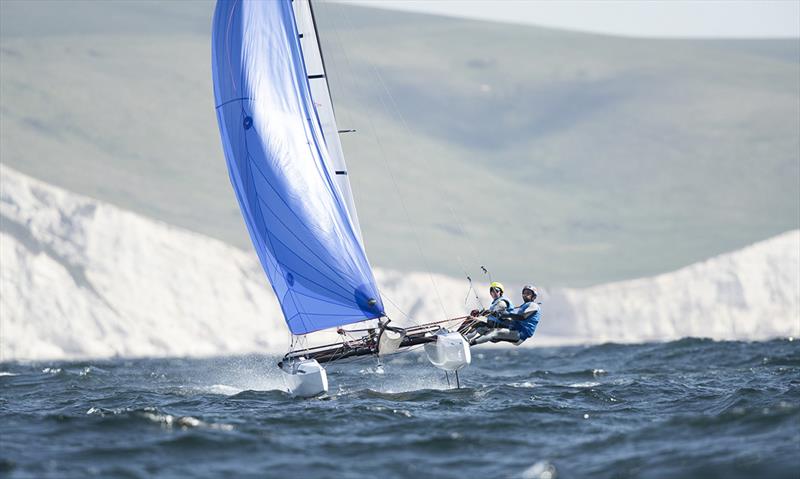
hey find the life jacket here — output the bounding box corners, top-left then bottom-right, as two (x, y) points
(486, 295), (514, 324)
(508, 302), (540, 341)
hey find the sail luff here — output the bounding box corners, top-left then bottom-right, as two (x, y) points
(307, 0), (336, 117)
(292, 0), (366, 245)
(211, 0), (384, 335)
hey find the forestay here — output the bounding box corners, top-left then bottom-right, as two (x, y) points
(211, 0), (384, 335)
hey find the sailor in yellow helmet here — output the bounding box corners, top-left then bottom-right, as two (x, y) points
(460, 282), (514, 335)
(483, 282), (513, 325)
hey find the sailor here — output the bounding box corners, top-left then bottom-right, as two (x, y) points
(470, 284), (541, 345)
(472, 281), (513, 323)
(460, 282), (513, 337)
(507, 284), (541, 340)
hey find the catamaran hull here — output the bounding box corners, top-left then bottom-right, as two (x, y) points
(425, 331), (471, 371)
(280, 358), (328, 397)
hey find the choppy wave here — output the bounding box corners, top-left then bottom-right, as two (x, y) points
(2, 339), (796, 478)
(85, 406), (235, 431)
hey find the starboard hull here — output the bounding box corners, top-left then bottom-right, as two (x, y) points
(280, 358), (328, 397)
(424, 330), (472, 371)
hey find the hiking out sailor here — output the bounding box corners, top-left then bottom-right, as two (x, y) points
(469, 284), (541, 345)
(476, 282), (513, 322)
(459, 282), (513, 336)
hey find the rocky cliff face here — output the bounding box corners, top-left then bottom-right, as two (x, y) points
(2, 166), (797, 360)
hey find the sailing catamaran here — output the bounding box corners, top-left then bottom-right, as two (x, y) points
(211, 0), (472, 397)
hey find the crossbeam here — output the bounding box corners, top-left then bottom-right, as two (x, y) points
(281, 316), (469, 365)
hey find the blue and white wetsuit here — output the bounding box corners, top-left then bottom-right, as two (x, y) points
(507, 301), (541, 341)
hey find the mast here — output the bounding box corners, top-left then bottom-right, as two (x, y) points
(307, 0), (336, 116)
(292, 0), (365, 245)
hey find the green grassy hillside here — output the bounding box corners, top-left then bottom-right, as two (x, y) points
(2, 1), (798, 286)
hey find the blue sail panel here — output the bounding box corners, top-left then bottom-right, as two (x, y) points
(211, 0), (384, 335)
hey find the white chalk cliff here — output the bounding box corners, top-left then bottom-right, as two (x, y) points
(1, 166), (798, 361)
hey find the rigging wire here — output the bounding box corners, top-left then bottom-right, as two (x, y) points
(381, 293), (415, 323)
(464, 274), (484, 310)
(481, 265), (493, 282)
(322, 1), (496, 311)
(370, 71), (491, 287)
(321, 1), (450, 321)
(312, 1), (357, 137)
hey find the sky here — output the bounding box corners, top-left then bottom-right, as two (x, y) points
(340, 0), (800, 38)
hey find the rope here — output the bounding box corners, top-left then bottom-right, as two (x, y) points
(381, 294), (415, 323)
(366, 61), (492, 315)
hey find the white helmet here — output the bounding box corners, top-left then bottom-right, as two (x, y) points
(522, 284), (538, 299)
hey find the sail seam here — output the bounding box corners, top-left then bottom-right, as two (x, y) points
(241, 103), (313, 334)
(284, 311), (382, 322)
(255, 190), (352, 279)
(263, 229), (357, 303)
(290, 289), (358, 309)
(244, 156), (308, 331)
(291, 0), (373, 279)
(249, 166), (360, 290)
(215, 97), (252, 109)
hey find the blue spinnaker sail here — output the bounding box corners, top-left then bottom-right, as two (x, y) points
(211, 0), (384, 335)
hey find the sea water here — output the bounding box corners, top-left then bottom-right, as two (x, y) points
(1, 338), (798, 478)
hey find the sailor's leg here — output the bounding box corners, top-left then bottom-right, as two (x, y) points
(458, 320), (474, 335)
(459, 317), (485, 336)
(464, 324), (489, 341)
(471, 328), (520, 345)
(471, 328), (499, 345)
(489, 330), (521, 343)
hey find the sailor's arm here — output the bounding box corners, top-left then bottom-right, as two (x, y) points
(500, 303), (539, 322)
(490, 299), (510, 314)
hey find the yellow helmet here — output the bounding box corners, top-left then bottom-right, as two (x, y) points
(489, 282), (505, 293)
